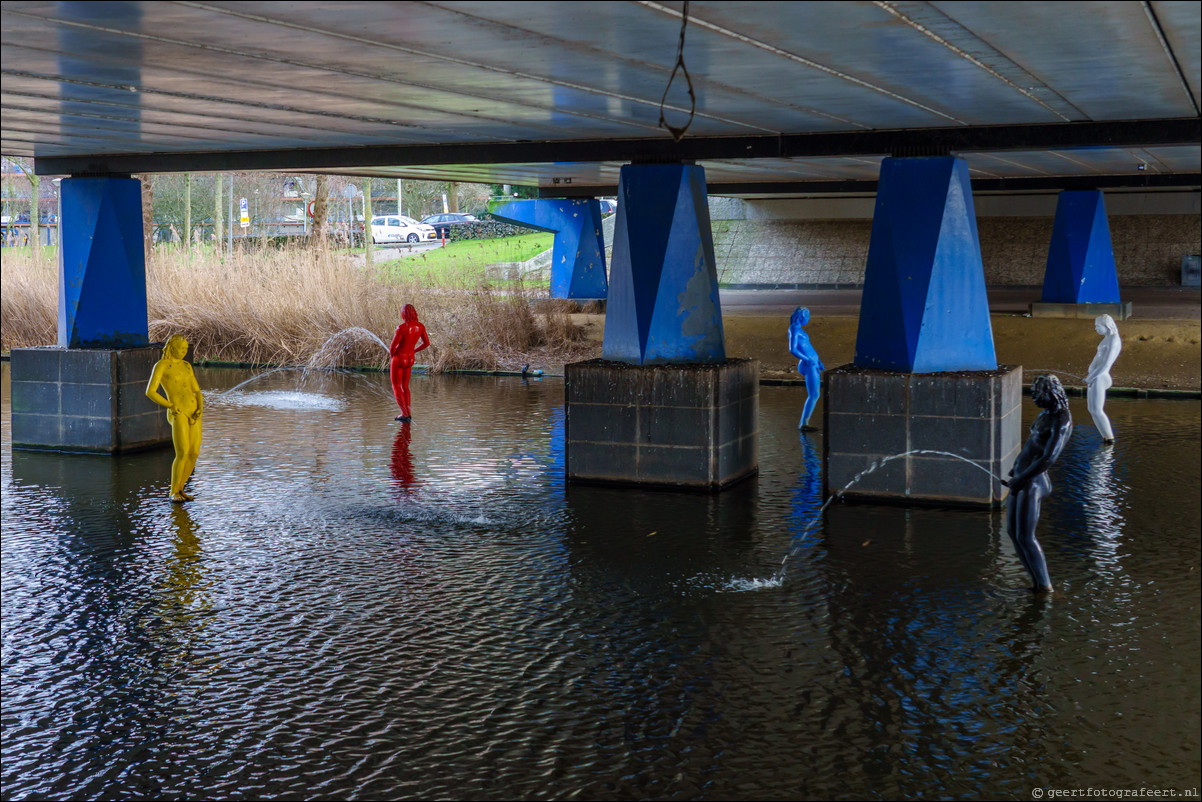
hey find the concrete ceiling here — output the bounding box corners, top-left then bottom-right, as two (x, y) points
(2, 1), (1199, 194)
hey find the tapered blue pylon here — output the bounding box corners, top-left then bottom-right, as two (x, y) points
(602, 163), (725, 364)
(58, 177), (149, 348)
(492, 198), (607, 299)
(1041, 190), (1121, 304)
(854, 157), (997, 373)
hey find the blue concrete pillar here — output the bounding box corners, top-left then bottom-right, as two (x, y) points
(58, 177), (149, 348)
(602, 163), (724, 364)
(492, 198), (607, 300)
(565, 164), (755, 490)
(854, 157), (996, 373)
(1041, 190), (1120, 304)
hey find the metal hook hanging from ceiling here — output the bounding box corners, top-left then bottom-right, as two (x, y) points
(658, 1), (696, 143)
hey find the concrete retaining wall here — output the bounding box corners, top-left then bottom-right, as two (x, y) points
(710, 193), (1201, 288)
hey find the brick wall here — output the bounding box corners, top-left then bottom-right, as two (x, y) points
(711, 212), (1200, 288)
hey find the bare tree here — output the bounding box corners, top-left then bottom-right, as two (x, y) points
(11, 158), (40, 254)
(183, 173), (191, 247)
(457, 182), (490, 215)
(313, 174), (329, 241)
(214, 173), (223, 253)
(139, 174), (154, 254)
(392, 180), (490, 220)
(364, 177), (373, 266)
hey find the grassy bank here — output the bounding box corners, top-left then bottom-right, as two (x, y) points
(0, 243), (595, 373)
(379, 233), (553, 285)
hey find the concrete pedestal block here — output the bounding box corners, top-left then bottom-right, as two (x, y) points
(10, 346), (173, 453)
(823, 363), (1022, 507)
(565, 358), (758, 490)
(1029, 301), (1133, 320)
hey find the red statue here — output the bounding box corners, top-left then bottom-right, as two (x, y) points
(389, 303), (430, 421)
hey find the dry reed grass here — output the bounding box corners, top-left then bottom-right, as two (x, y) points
(1, 243), (596, 373)
(0, 254), (56, 353)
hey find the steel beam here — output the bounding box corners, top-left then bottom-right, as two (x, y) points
(546, 172), (1202, 198)
(35, 118), (1201, 176)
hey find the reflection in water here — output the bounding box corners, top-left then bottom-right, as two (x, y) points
(819, 503), (1053, 796)
(390, 424), (418, 496)
(153, 506), (214, 675)
(162, 506), (208, 614)
(791, 431), (824, 547)
(1048, 427), (1130, 577)
(1, 368), (1198, 800)
(545, 402), (566, 493)
(1083, 445), (1125, 572)
(565, 478), (759, 594)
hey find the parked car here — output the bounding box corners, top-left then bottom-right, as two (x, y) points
(598, 199), (617, 215)
(421, 212), (477, 238)
(369, 215), (438, 244)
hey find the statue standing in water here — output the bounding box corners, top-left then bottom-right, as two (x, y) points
(390, 303), (430, 422)
(145, 334), (204, 503)
(1002, 374), (1072, 593)
(788, 307), (824, 431)
(1086, 314), (1121, 443)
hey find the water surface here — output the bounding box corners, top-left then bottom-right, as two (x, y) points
(2, 364), (1199, 800)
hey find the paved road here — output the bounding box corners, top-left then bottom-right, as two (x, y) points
(350, 242), (444, 265)
(719, 287), (1202, 320)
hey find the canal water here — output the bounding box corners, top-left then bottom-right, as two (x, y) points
(2, 364), (1199, 800)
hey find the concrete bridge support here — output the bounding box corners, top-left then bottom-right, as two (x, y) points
(492, 198), (608, 300)
(1031, 190), (1131, 320)
(11, 177), (171, 453)
(566, 164), (758, 490)
(825, 157), (1021, 507)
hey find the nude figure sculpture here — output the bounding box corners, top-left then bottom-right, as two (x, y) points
(146, 335), (204, 502)
(1002, 375), (1073, 593)
(788, 307), (824, 431)
(389, 304), (430, 422)
(1086, 314), (1121, 443)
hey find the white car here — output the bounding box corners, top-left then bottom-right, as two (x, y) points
(369, 215), (438, 244)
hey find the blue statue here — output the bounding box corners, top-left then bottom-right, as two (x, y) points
(1001, 374), (1073, 593)
(788, 307), (824, 431)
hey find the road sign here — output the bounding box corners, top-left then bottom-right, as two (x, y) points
(239, 197), (250, 229)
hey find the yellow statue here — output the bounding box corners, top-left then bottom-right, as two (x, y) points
(145, 334), (204, 502)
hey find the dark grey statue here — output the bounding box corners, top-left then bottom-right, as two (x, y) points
(1002, 374), (1072, 593)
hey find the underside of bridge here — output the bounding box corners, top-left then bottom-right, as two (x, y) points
(3, 1), (1198, 190)
(3, 1), (1199, 495)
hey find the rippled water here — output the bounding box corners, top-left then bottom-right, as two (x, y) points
(3, 364), (1199, 800)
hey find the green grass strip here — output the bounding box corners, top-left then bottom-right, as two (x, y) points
(378, 233), (553, 284)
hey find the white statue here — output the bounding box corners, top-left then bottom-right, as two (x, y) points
(1086, 314), (1122, 443)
